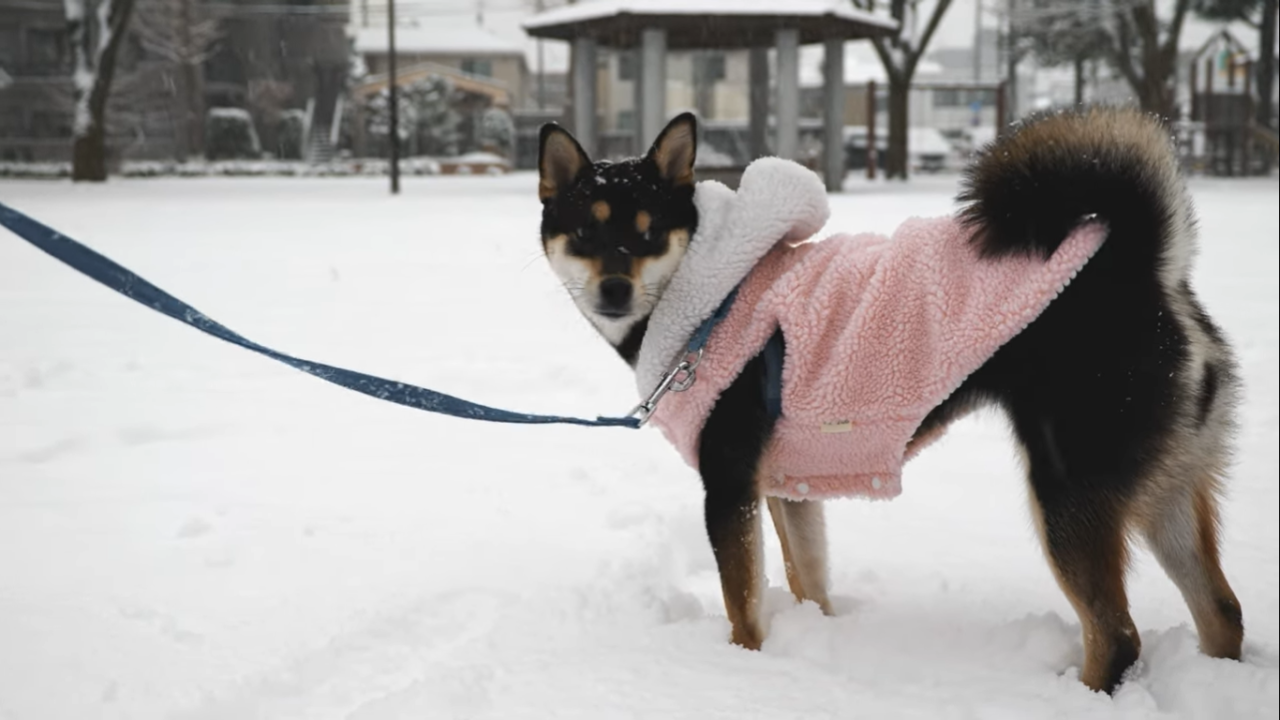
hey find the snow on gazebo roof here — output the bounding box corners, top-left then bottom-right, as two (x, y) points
(522, 0), (898, 50)
(354, 23), (525, 57)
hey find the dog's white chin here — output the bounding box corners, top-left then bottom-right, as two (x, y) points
(584, 306), (643, 345)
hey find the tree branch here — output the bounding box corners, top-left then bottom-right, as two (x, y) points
(904, 0), (955, 78)
(1109, 8), (1144, 92)
(1161, 0), (1194, 69)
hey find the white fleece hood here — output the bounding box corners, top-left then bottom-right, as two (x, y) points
(635, 157), (830, 397)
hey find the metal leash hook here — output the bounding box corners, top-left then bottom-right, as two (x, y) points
(628, 348), (704, 426)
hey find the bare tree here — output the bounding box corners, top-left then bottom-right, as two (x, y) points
(1108, 0), (1194, 120)
(1015, 1), (1111, 106)
(66, 0), (137, 181)
(853, 0), (956, 179)
(131, 0), (222, 160)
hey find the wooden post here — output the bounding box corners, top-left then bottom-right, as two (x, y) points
(1190, 60), (1199, 120)
(996, 80), (1007, 138)
(387, 0), (399, 194)
(1244, 60), (1255, 175)
(866, 79), (876, 180)
(748, 47), (769, 160)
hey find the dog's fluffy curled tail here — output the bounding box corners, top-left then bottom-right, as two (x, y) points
(958, 106), (1194, 287)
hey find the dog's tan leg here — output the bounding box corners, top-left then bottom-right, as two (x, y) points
(767, 497), (833, 615)
(1028, 485), (1140, 694)
(1140, 475), (1243, 660)
(707, 496), (765, 649)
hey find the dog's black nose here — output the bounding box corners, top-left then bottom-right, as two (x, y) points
(598, 277), (633, 313)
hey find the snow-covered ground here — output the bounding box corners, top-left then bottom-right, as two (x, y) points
(1, 173), (1276, 720)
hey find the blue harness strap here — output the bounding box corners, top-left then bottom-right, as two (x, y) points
(0, 200), (640, 429)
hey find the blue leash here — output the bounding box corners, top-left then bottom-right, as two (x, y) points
(0, 201), (750, 430)
(0, 201), (655, 428)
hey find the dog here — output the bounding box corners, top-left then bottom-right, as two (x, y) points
(533, 107), (1243, 694)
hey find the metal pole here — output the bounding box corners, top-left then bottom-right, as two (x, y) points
(973, 0), (981, 84)
(536, 0), (545, 109)
(866, 79), (876, 179)
(388, 0), (400, 194)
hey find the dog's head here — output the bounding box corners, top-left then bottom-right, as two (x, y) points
(537, 113), (699, 360)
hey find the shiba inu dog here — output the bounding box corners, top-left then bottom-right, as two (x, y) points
(534, 107), (1243, 694)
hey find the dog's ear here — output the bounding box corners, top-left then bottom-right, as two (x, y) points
(538, 124), (591, 201)
(646, 112), (697, 187)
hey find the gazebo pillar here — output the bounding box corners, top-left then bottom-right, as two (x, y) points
(748, 46), (769, 160)
(572, 35), (597, 156)
(640, 28), (668, 147)
(631, 46), (645, 154)
(775, 28), (800, 160)
(822, 37), (845, 192)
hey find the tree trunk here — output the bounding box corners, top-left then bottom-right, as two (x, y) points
(72, 124), (108, 181)
(1259, 0), (1278, 131)
(886, 77), (910, 180)
(183, 60), (205, 158)
(1139, 71), (1176, 121)
(70, 0), (137, 182)
(1074, 54), (1086, 106)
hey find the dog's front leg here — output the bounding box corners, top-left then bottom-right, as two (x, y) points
(698, 352), (777, 650)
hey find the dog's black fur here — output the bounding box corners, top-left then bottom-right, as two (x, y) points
(536, 108), (1243, 694)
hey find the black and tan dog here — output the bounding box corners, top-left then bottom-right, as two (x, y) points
(534, 107), (1243, 693)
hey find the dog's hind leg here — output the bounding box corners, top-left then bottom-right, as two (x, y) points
(1137, 470), (1243, 660)
(1026, 474), (1140, 694)
(1015, 414), (1142, 694)
(767, 497), (833, 615)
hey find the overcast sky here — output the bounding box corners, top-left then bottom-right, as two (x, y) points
(372, 0), (1260, 73)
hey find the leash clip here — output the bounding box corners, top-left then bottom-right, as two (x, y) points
(628, 349), (704, 426)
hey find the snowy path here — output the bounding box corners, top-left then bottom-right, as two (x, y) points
(1, 174), (1276, 719)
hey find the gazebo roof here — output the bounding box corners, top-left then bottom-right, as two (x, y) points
(521, 0), (899, 50)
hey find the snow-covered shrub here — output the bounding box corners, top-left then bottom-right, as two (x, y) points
(206, 108), (262, 160)
(363, 75), (462, 157)
(477, 107), (514, 157)
(275, 109), (307, 160)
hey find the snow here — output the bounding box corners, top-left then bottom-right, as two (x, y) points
(523, 0), (898, 32)
(352, 24), (524, 57)
(0, 173), (1277, 720)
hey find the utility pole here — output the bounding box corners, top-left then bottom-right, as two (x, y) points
(388, 0), (400, 194)
(536, 0), (545, 109)
(973, 0), (981, 84)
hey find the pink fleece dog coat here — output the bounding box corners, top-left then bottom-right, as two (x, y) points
(635, 158), (1107, 502)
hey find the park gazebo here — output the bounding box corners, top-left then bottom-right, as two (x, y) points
(522, 0), (897, 191)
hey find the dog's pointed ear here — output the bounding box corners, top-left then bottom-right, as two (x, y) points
(539, 123), (591, 201)
(646, 112), (697, 187)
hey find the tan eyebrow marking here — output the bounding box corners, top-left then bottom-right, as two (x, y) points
(591, 201), (611, 223)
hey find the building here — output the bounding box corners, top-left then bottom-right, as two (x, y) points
(351, 21), (532, 110)
(0, 0), (73, 162)
(0, 0), (348, 164)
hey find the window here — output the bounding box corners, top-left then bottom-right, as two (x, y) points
(934, 88), (996, 108)
(618, 52), (636, 81)
(703, 53), (726, 82)
(617, 109), (635, 131)
(31, 111), (72, 139)
(0, 28), (20, 67)
(27, 28), (67, 75)
(0, 106), (25, 136)
(460, 58), (492, 77)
